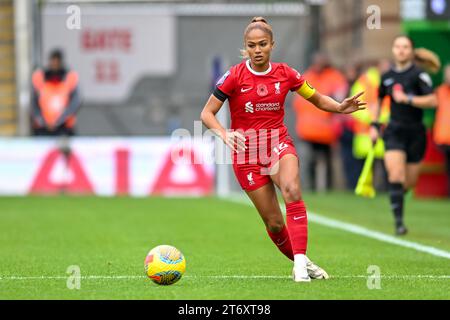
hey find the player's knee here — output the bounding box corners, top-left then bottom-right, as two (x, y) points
(387, 167), (405, 183)
(281, 181), (302, 202)
(266, 220), (284, 234)
(388, 171), (405, 184)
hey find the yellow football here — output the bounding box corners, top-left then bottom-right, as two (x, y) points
(144, 245), (186, 285)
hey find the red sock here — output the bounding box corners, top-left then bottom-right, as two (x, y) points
(266, 225), (294, 261)
(285, 200), (308, 255)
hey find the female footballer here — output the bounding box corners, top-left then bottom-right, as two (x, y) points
(200, 17), (365, 282)
(370, 35), (437, 235)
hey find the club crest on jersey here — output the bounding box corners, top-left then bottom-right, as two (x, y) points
(383, 78), (394, 87)
(257, 83), (268, 97)
(247, 172), (255, 186)
(275, 82), (281, 94)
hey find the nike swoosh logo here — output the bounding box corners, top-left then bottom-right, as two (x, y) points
(293, 216), (305, 220)
(241, 87), (252, 93)
(276, 238), (288, 246)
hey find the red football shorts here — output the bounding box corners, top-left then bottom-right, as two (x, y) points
(232, 135), (298, 191)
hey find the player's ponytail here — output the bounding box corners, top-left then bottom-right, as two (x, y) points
(414, 47), (441, 74)
(240, 16), (274, 59)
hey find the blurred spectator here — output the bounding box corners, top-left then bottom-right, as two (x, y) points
(293, 52), (347, 191)
(31, 49), (81, 136)
(433, 64), (450, 197)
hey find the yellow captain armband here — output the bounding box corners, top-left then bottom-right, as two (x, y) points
(297, 81), (316, 99)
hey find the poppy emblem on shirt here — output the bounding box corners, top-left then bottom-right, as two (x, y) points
(257, 84), (268, 97)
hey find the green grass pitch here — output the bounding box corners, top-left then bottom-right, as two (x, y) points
(0, 193), (449, 299)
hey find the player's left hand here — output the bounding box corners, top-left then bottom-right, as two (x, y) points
(337, 91), (367, 114)
(337, 92), (367, 114)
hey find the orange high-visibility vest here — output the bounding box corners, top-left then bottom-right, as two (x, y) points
(293, 67), (347, 145)
(32, 69), (79, 128)
(434, 84), (450, 146)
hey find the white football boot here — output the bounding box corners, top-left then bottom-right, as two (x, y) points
(305, 256), (329, 280)
(292, 266), (311, 282)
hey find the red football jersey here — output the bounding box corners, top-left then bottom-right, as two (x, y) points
(215, 59), (306, 141)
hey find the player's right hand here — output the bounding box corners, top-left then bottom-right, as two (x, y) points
(223, 131), (247, 153)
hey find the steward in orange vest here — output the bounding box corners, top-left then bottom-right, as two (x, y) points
(434, 74), (450, 146)
(31, 50), (81, 136)
(293, 60), (347, 145)
(433, 65), (450, 196)
(292, 53), (348, 191)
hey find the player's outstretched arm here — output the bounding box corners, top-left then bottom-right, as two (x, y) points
(200, 95), (246, 153)
(305, 90), (367, 114)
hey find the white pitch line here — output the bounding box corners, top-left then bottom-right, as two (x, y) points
(0, 275), (448, 281)
(0, 275), (144, 280)
(223, 196), (450, 260)
(191, 275), (450, 280)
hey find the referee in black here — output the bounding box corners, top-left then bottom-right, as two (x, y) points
(370, 35), (437, 235)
